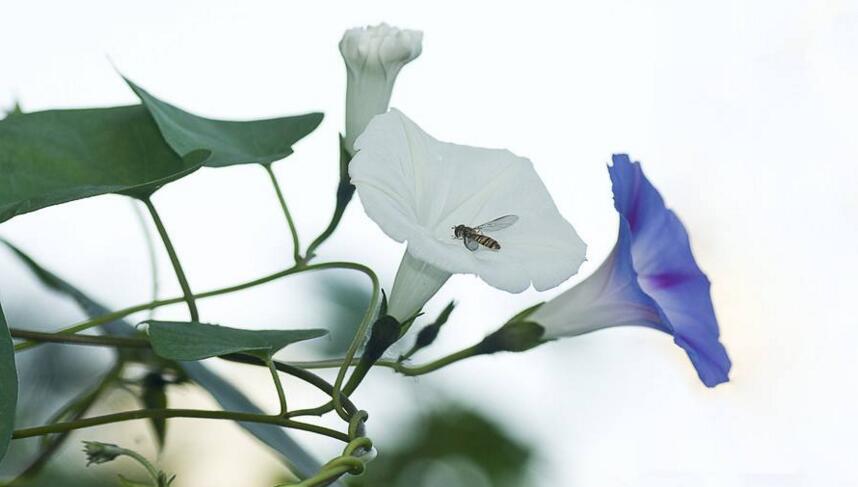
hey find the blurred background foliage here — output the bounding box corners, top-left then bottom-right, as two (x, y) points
(348, 405), (532, 487)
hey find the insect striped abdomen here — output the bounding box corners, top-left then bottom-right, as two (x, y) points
(473, 234), (500, 250)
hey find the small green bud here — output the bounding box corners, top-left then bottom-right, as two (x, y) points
(349, 312), (408, 390)
(476, 321), (547, 354)
(83, 441), (123, 466)
(363, 315), (402, 364)
(399, 301), (456, 361)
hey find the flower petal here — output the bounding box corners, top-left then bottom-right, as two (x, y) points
(533, 219), (667, 337)
(350, 109), (586, 292)
(609, 154), (731, 387)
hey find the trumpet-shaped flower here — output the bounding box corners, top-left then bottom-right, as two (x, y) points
(340, 23), (423, 153)
(529, 154), (731, 387)
(349, 109), (587, 321)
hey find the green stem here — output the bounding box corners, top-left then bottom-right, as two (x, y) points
(12, 408), (348, 443)
(267, 358), (288, 415)
(304, 137), (354, 261)
(219, 354), (359, 416)
(264, 163), (303, 264)
(131, 199), (160, 319)
(304, 210), (345, 262)
(143, 197), (199, 322)
(278, 455), (365, 487)
(15, 261), (375, 352)
(116, 447), (163, 484)
(7, 332), (362, 420)
(331, 263), (379, 420)
(10, 329), (149, 348)
(285, 264), (378, 421)
(387, 344), (484, 376)
(285, 343), (485, 377)
(284, 343), (481, 420)
(276, 463), (354, 487)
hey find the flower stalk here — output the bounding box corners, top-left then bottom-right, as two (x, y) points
(143, 197), (199, 322)
(264, 163), (303, 265)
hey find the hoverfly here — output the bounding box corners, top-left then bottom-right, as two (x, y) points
(452, 215), (519, 251)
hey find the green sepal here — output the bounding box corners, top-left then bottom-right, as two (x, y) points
(362, 315), (402, 366)
(335, 133), (357, 210)
(504, 302), (545, 325)
(145, 321), (328, 361)
(124, 76), (323, 168)
(476, 321), (547, 354)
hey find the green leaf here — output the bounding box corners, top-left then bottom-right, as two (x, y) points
(146, 321), (327, 361)
(0, 301), (18, 461)
(0, 105), (209, 223)
(124, 77), (323, 168)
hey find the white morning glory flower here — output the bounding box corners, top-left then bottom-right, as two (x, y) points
(349, 109), (587, 321)
(340, 23), (423, 153)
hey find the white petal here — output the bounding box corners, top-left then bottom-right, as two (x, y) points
(532, 225), (664, 338)
(350, 109), (586, 293)
(388, 250), (452, 322)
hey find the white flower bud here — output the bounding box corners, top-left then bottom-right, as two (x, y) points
(340, 23), (423, 153)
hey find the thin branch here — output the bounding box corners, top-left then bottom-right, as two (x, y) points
(143, 197), (199, 322)
(264, 163), (303, 264)
(10, 329), (149, 348)
(12, 408), (349, 443)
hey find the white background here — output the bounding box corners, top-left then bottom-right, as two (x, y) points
(1, 1), (857, 486)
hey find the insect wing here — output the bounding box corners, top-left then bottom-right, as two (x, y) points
(475, 215), (519, 232)
(463, 234), (479, 251)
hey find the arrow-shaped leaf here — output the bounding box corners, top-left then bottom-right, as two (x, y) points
(124, 77), (323, 168)
(0, 105), (209, 224)
(146, 321), (327, 361)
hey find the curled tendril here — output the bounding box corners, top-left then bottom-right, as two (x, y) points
(343, 436), (373, 458)
(348, 410), (369, 440)
(322, 455), (365, 476)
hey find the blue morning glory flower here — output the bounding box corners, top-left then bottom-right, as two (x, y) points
(529, 154), (731, 387)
